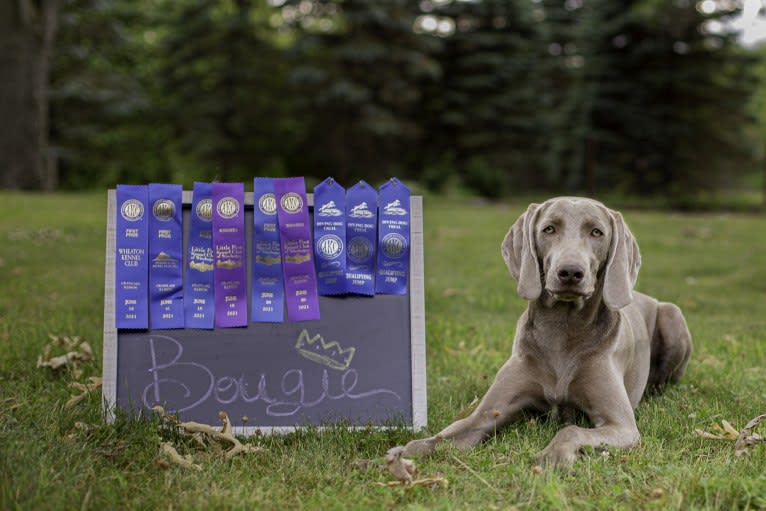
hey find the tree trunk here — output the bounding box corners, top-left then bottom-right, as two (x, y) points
(0, 0), (61, 191)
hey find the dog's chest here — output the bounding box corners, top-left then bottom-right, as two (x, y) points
(527, 327), (590, 406)
(540, 349), (581, 405)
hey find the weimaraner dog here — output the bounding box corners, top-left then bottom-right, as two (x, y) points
(400, 197), (692, 467)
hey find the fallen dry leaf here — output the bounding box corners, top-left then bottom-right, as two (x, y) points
(735, 413), (766, 457)
(694, 419), (739, 441)
(37, 334), (94, 376)
(65, 377), (102, 409)
(385, 446), (417, 484)
(377, 446), (448, 490)
(159, 442), (201, 471)
(153, 406), (265, 461)
(695, 415), (766, 457)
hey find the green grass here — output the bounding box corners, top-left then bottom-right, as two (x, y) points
(1, 191), (766, 510)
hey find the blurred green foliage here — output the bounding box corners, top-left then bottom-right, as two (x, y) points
(48, 0), (758, 199)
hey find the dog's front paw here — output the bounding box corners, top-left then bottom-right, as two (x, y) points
(535, 441), (578, 469)
(402, 435), (443, 457)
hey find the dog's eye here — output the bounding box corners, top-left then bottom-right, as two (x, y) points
(543, 225), (556, 234)
(591, 228), (603, 237)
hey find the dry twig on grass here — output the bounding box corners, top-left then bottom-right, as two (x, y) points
(375, 474), (449, 490)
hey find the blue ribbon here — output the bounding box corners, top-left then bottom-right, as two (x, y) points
(252, 177), (285, 322)
(375, 178), (410, 295)
(345, 180), (378, 296)
(184, 182), (215, 329)
(115, 185), (149, 329)
(148, 183), (184, 329)
(313, 177), (347, 295)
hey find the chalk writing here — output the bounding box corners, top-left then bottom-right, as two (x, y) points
(142, 335), (400, 416)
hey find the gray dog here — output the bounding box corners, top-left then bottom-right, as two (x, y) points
(400, 197), (692, 467)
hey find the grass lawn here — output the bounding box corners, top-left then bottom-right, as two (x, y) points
(1, 191), (765, 510)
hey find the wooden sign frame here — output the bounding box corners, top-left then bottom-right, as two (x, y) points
(102, 190), (427, 433)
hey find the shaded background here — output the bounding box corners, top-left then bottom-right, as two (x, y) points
(3, 0), (766, 207)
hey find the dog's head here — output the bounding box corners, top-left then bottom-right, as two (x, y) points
(501, 197), (640, 310)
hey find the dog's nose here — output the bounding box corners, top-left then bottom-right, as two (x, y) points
(557, 266), (584, 286)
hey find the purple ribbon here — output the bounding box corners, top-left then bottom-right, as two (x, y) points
(345, 180), (378, 296)
(115, 185), (149, 329)
(252, 177), (285, 322)
(212, 183), (247, 328)
(274, 177), (321, 321)
(313, 177), (347, 295)
(184, 182), (215, 329)
(375, 178), (410, 295)
(148, 184), (184, 329)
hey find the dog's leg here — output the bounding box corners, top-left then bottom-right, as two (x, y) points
(536, 362), (640, 467)
(647, 302), (692, 394)
(403, 357), (539, 456)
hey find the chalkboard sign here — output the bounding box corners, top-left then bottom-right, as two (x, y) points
(102, 190), (426, 433)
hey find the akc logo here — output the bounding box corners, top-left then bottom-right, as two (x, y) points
(382, 233), (407, 258)
(258, 193), (277, 216)
(152, 199), (176, 221)
(195, 199), (212, 222)
(217, 197), (240, 219)
(317, 235), (343, 260)
(121, 199), (144, 222)
(348, 236), (373, 263)
(280, 192), (303, 214)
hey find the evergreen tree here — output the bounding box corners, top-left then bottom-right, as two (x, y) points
(621, 0), (755, 197)
(159, 0), (298, 182)
(425, 0), (538, 197)
(529, 0), (580, 191)
(50, 0), (167, 188)
(286, 0), (441, 183)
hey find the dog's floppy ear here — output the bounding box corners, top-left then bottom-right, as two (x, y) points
(501, 203), (542, 301)
(603, 210), (641, 310)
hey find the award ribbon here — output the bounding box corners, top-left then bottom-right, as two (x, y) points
(274, 177), (321, 321)
(313, 177), (347, 295)
(184, 182), (215, 329)
(115, 184), (149, 329)
(345, 180), (378, 296)
(252, 177), (285, 322)
(148, 183), (184, 329)
(375, 178), (410, 295)
(212, 182), (247, 328)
